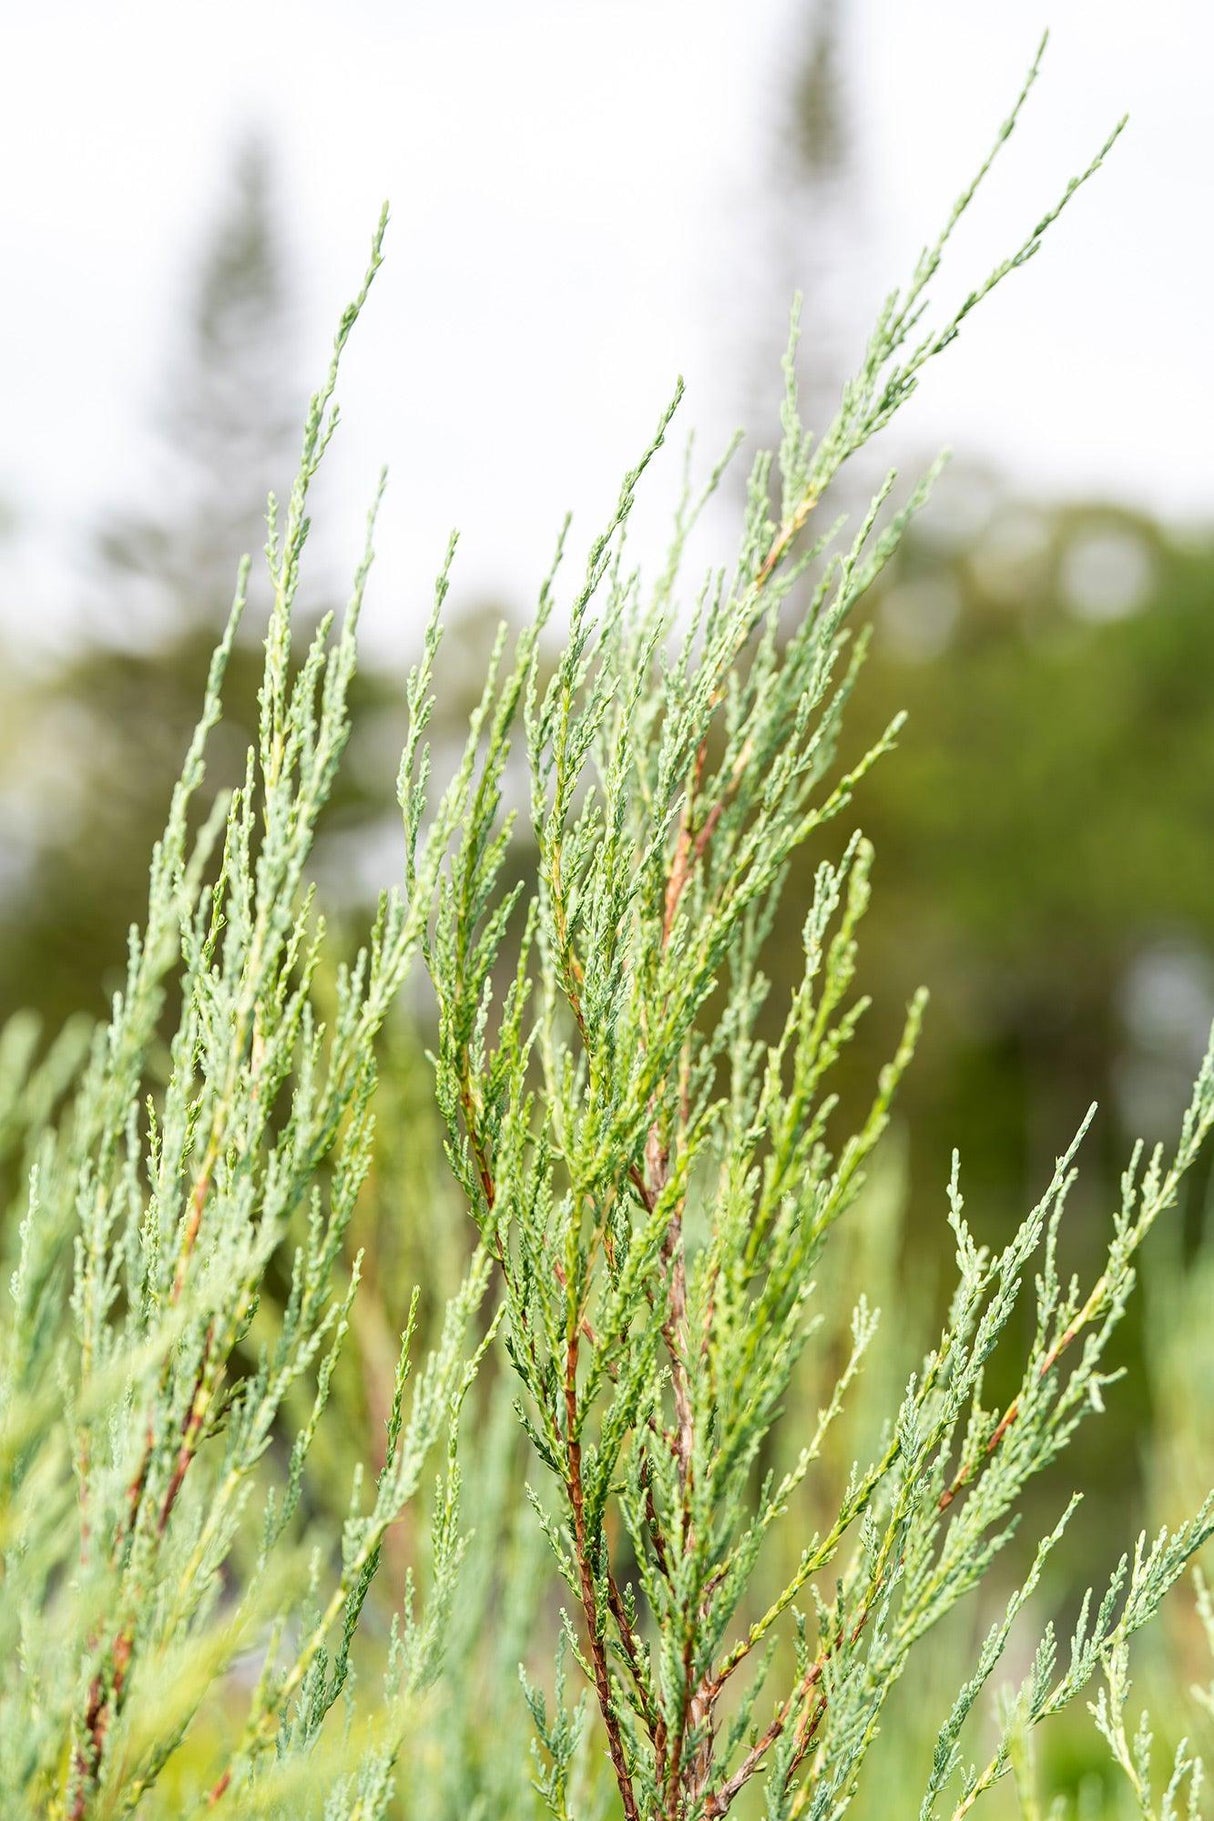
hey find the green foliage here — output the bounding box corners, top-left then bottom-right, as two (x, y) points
(3, 40), (1214, 1821)
(0, 216), (492, 1819)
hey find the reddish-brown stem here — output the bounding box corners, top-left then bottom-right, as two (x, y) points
(663, 738), (710, 944)
(565, 1330), (641, 1821)
(70, 1324), (218, 1815)
(69, 1627), (134, 1820)
(172, 1157), (215, 1302)
(663, 1619), (717, 1818)
(641, 1452), (674, 1586)
(784, 1690), (829, 1789)
(606, 1568), (664, 1748)
(512, 486), (822, 1818)
(456, 1019), (647, 1819)
(700, 1595), (875, 1819)
(158, 1329), (215, 1536)
(458, 1075), (497, 1216)
(753, 488), (820, 595)
(938, 1319), (1079, 1511)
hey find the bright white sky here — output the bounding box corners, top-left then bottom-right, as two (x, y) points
(1, 0), (1210, 658)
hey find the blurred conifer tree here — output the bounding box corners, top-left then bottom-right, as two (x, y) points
(0, 141), (395, 1031)
(834, 496), (1214, 1234)
(742, 0), (865, 477)
(97, 137), (298, 630)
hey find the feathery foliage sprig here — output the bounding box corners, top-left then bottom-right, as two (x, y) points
(0, 213), (497, 1820)
(409, 44), (1214, 1821)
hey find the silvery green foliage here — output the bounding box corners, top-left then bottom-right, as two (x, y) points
(0, 217), (494, 1820)
(3, 38), (1214, 1821)
(1089, 1638), (1205, 1821)
(408, 46), (1214, 1821)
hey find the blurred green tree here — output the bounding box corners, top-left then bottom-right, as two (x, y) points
(831, 491), (1214, 1240)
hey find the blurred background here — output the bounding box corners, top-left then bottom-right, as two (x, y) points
(3, 1), (1214, 1807)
